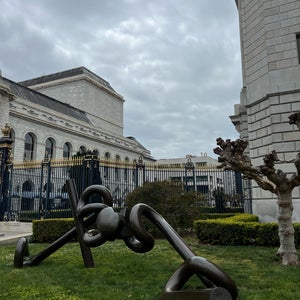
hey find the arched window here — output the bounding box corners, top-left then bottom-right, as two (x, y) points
(22, 180), (33, 192)
(21, 180), (34, 210)
(79, 145), (87, 155)
(63, 143), (72, 158)
(43, 182), (53, 193)
(24, 133), (35, 161)
(93, 149), (99, 157)
(124, 157), (129, 181)
(115, 155), (121, 180)
(103, 152), (111, 179)
(45, 138), (55, 158)
(132, 159), (137, 182)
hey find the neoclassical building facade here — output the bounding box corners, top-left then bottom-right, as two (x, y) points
(0, 67), (154, 164)
(231, 0), (300, 221)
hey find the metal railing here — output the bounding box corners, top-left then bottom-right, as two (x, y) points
(5, 155), (251, 221)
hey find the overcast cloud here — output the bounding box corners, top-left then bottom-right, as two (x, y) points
(0, 0), (242, 159)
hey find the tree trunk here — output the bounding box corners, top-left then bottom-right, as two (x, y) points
(277, 190), (299, 266)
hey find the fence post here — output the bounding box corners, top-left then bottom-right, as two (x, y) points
(0, 124), (14, 220)
(83, 152), (101, 187)
(184, 156), (195, 192)
(135, 155), (145, 188)
(234, 170), (252, 213)
(243, 178), (253, 214)
(82, 151), (102, 202)
(39, 152), (51, 219)
(234, 171), (243, 195)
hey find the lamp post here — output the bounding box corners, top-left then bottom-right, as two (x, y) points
(0, 124), (14, 220)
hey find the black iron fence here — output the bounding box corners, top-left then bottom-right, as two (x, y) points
(2, 154), (252, 221)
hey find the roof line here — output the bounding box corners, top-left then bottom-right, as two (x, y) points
(4, 77), (91, 123)
(18, 66), (116, 93)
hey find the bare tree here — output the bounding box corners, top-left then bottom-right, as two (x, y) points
(213, 135), (299, 266)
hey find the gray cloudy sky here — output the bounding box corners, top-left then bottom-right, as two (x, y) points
(0, 0), (242, 159)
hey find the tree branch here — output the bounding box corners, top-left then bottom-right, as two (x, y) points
(214, 138), (278, 194)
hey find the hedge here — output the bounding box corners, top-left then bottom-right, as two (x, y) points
(196, 213), (244, 220)
(199, 207), (244, 214)
(33, 213), (300, 247)
(32, 218), (75, 242)
(194, 214), (300, 247)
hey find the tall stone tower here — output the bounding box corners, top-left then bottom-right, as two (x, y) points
(231, 0), (300, 221)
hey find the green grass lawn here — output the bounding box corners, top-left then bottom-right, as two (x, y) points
(0, 237), (299, 299)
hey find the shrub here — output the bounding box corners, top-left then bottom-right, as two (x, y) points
(125, 181), (201, 235)
(194, 214), (300, 247)
(196, 206), (244, 214)
(196, 213), (238, 220)
(32, 218), (75, 242)
(229, 213), (259, 222)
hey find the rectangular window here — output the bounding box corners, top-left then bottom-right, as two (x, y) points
(196, 162), (207, 167)
(297, 34), (300, 64)
(196, 176), (208, 182)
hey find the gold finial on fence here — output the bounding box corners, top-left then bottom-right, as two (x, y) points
(1, 124), (11, 138)
(136, 155), (144, 167)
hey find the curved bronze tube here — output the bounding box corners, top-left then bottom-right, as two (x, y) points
(14, 237), (29, 268)
(77, 203), (108, 247)
(128, 203), (238, 300)
(163, 256), (238, 299)
(78, 184), (113, 209)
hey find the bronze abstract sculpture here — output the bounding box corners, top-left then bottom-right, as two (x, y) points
(14, 179), (238, 299)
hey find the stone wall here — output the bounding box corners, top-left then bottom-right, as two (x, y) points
(9, 95), (151, 163)
(0, 76), (14, 126)
(31, 77), (124, 136)
(234, 0), (300, 221)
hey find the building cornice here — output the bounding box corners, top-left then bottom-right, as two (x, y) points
(245, 89), (300, 109)
(9, 102), (152, 159)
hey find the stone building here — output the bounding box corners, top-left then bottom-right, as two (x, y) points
(231, 0), (300, 221)
(0, 66), (153, 164)
(156, 154), (221, 196)
(155, 154), (246, 209)
(156, 153), (219, 168)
